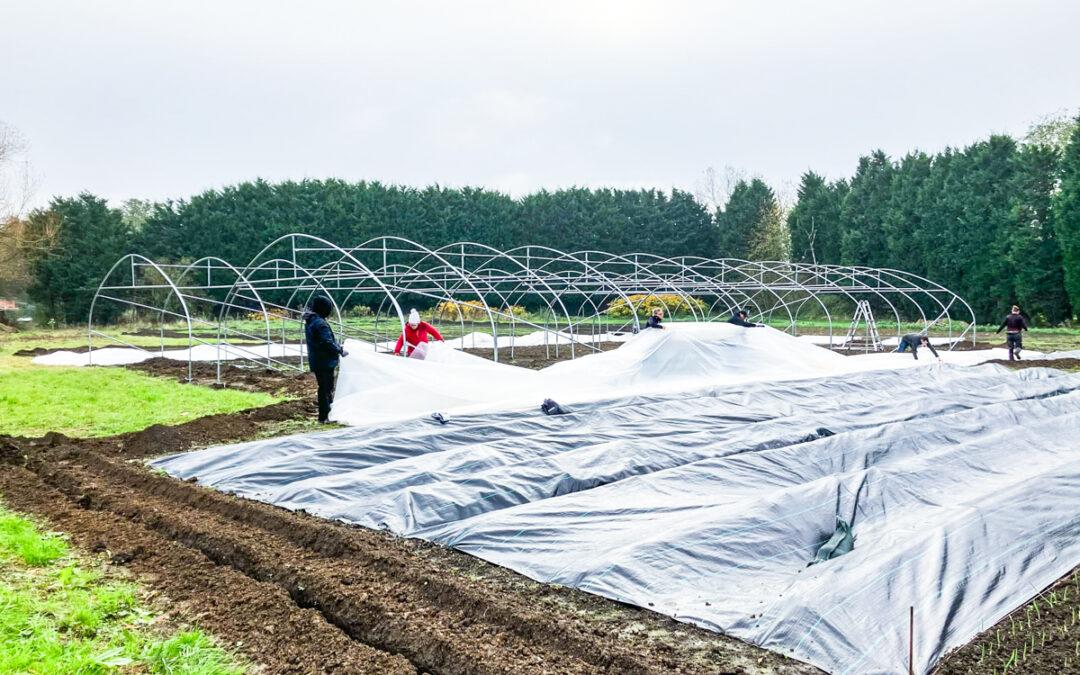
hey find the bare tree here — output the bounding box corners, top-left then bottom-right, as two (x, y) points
(693, 165), (746, 213)
(1023, 108), (1078, 152)
(0, 121), (39, 220)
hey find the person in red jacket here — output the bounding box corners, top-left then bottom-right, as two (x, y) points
(394, 308), (444, 356)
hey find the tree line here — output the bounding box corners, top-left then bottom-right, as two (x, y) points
(6, 115), (1079, 326)
(788, 127), (1079, 323)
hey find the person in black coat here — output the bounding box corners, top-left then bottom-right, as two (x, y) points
(304, 296), (347, 423)
(646, 307), (665, 329)
(728, 309), (760, 328)
(995, 304), (1030, 361)
(895, 333), (941, 361)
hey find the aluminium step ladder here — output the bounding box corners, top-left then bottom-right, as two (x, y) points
(844, 300), (883, 352)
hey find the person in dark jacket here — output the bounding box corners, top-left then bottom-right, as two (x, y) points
(645, 307), (665, 329)
(304, 296), (346, 423)
(728, 309), (760, 328)
(995, 305), (1029, 361)
(895, 333), (941, 361)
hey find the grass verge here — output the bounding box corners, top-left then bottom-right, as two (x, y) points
(0, 329), (279, 438)
(0, 501), (246, 674)
(0, 367), (277, 437)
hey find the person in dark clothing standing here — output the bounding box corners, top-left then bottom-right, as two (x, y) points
(728, 309), (760, 328)
(304, 296), (347, 423)
(646, 307), (665, 329)
(995, 305), (1030, 361)
(895, 333), (941, 361)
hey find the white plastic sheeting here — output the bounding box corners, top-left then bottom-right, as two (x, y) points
(329, 324), (1040, 426)
(30, 329), (630, 367)
(32, 342), (307, 367)
(150, 326), (1080, 674)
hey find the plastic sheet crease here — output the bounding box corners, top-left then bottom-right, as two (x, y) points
(151, 360), (1080, 675)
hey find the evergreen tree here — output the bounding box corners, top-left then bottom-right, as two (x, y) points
(23, 194), (132, 324)
(1008, 143), (1070, 322)
(950, 135), (1018, 319)
(717, 178), (785, 260)
(788, 171), (843, 264)
(1054, 116), (1080, 316)
(883, 152), (932, 275)
(839, 151), (894, 267)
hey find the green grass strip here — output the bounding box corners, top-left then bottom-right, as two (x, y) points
(0, 501), (246, 674)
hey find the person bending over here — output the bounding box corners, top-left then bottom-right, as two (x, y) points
(394, 308), (444, 357)
(995, 305), (1029, 361)
(728, 309), (760, 328)
(304, 296), (346, 423)
(646, 307), (665, 329)
(895, 333), (941, 362)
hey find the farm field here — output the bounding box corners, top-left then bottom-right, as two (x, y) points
(2, 323), (1080, 673)
(0, 325), (824, 674)
(5, 3), (1080, 672)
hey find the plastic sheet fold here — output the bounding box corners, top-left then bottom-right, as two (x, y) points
(152, 362), (1080, 674)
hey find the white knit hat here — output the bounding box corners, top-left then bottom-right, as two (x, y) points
(408, 308), (420, 326)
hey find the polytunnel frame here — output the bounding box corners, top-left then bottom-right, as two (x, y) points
(88, 254), (196, 380)
(86, 234), (978, 378)
(428, 242), (584, 360)
(232, 233), (409, 367)
(342, 237), (504, 360)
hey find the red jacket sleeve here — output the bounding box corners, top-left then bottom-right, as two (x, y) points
(425, 322), (443, 341)
(394, 333), (404, 354)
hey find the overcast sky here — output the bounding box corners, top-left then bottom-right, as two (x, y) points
(2, 0), (1079, 210)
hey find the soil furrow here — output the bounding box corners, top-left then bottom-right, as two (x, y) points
(27, 454), (626, 674)
(0, 465), (415, 675)
(53, 448), (709, 673)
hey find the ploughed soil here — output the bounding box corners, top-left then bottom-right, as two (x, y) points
(122, 343), (626, 388)
(0, 425), (820, 675)
(128, 357), (314, 397)
(935, 567), (1080, 674)
(462, 342), (624, 369)
(986, 357), (1080, 372)
(0, 344), (820, 674)
(5, 341), (1078, 673)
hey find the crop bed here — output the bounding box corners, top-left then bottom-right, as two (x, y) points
(4, 349), (1079, 673)
(0, 357), (817, 674)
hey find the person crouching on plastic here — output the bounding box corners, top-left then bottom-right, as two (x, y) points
(728, 309), (761, 327)
(646, 307), (665, 329)
(895, 333), (942, 362)
(304, 295), (347, 423)
(394, 308), (444, 359)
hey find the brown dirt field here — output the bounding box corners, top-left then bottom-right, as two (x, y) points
(121, 343), (624, 396)
(462, 342), (624, 369)
(9, 338), (1078, 673)
(0, 424), (820, 675)
(128, 357), (314, 397)
(984, 357), (1080, 371)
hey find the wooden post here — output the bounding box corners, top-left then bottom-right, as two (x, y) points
(909, 606), (915, 675)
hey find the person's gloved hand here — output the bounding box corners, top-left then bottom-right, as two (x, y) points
(340, 349), (349, 358)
